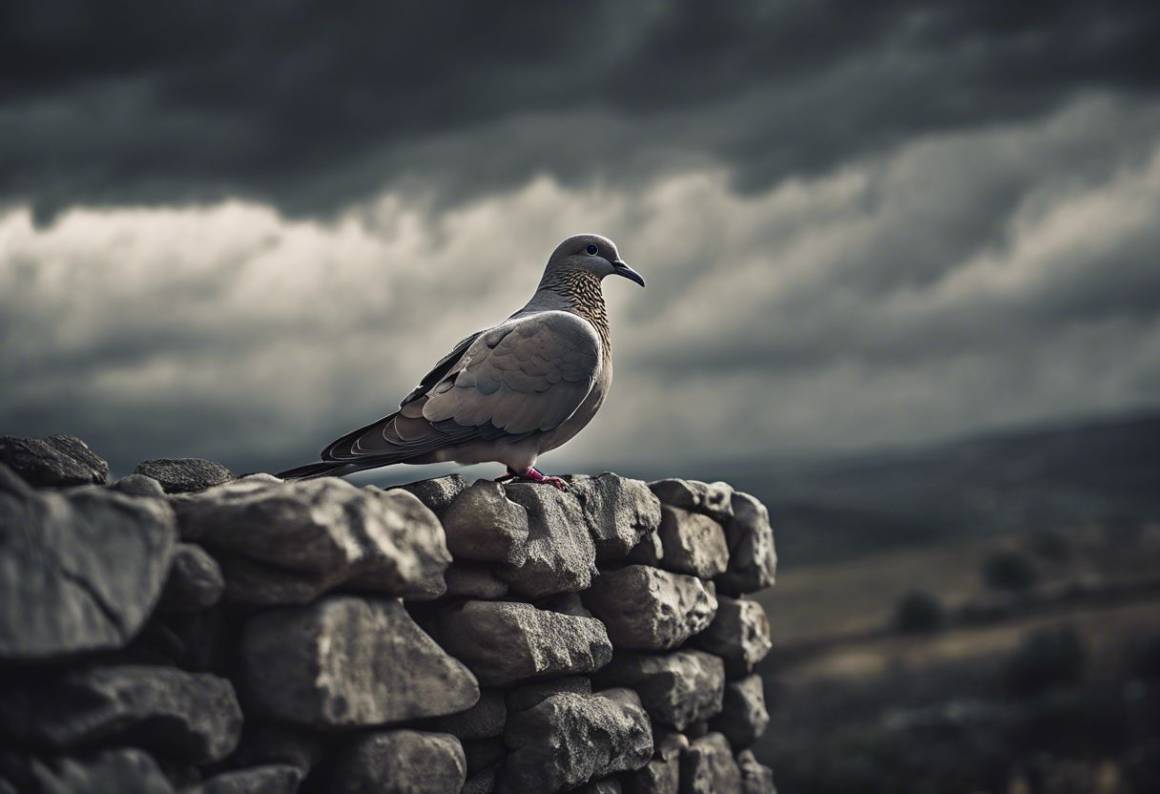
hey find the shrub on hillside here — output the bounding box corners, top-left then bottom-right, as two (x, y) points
(895, 590), (945, 634)
(982, 550), (1039, 593)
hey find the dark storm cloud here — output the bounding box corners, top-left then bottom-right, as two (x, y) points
(2, 1), (1159, 218)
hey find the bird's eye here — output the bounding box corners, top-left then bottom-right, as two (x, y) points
(585, 244), (599, 255)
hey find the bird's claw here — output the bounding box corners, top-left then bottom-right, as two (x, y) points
(501, 467), (568, 491)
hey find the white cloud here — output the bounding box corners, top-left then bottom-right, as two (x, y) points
(2, 93), (1159, 474)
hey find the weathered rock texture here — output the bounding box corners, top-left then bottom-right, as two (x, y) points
(0, 436), (778, 793)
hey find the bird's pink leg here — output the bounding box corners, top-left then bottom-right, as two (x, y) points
(517, 466), (568, 491)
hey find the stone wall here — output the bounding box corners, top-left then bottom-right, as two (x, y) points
(0, 435), (777, 794)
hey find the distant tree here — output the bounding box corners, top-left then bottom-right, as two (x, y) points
(1003, 626), (1087, 696)
(895, 590), (945, 634)
(982, 549), (1038, 593)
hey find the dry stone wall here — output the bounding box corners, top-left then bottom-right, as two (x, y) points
(0, 434), (777, 794)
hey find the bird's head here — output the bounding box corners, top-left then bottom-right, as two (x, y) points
(545, 234), (645, 287)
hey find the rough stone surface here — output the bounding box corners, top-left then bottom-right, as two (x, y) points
(566, 474), (662, 562)
(431, 689), (506, 739)
(134, 458), (235, 494)
(680, 733), (742, 794)
(441, 481), (530, 565)
(159, 543), (225, 613)
(709, 675), (769, 749)
(596, 650), (725, 730)
(109, 473), (167, 498)
(184, 765), (302, 794)
(0, 665), (242, 764)
(576, 778), (623, 794)
(648, 479), (734, 525)
(242, 596), (479, 728)
(623, 732), (686, 794)
(0, 434), (109, 488)
(330, 730), (465, 794)
(583, 565), (718, 651)
(434, 601), (611, 686)
(0, 748), (174, 794)
(692, 595), (773, 677)
(502, 688), (653, 793)
(737, 748), (777, 794)
(173, 477), (450, 603)
(506, 676), (592, 713)
(0, 465), (177, 660)
(632, 506), (729, 579)
(716, 491), (777, 595)
(395, 474), (470, 516)
(444, 564), (509, 599)
(499, 483), (597, 598)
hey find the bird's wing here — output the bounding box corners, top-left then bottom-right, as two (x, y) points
(320, 331), (483, 462)
(422, 310), (602, 435)
(318, 312), (600, 463)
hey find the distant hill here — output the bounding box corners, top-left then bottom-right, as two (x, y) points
(708, 411), (1160, 566)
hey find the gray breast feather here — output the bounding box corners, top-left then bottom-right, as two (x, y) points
(421, 311), (602, 435)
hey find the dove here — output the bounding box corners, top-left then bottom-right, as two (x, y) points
(278, 234), (645, 489)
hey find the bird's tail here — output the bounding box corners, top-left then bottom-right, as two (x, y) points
(276, 461), (359, 480)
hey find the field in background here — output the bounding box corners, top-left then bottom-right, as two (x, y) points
(735, 412), (1160, 794)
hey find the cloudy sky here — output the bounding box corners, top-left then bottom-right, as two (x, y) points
(3, 1), (1159, 477)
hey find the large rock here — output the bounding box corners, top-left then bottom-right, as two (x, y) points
(566, 474), (662, 562)
(623, 732), (686, 794)
(433, 601), (611, 686)
(431, 689), (506, 740)
(158, 543), (225, 613)
(394, 474), (470, 516)
(0, 665), (242, 764)
(0, 435), (109, 488)
(583, 565), (718, 651)
(716, 492), (777, 595)
(109, 473), (167, 498)
(134, 458), (234, 494)
(691, 596), (772, 677)
(679, 733), (741, 794)
(709, 675), (768, 749)
(499, 483), (597, 598)
(330, 730), (465, 794)
(242, 596), (479, 728)
(0, 465), (177, 660)
(576, 779), (623, 794)
(596, 650), (724, 730)
(0, 748), (174, 794)
(648, 479), (733, 525)
(173, 477), (450, 604)
(737, 749), (777, 794)
(441, 481), (529, 565)
(184, 765), (302, 794)
(502, 688), (653, 793)
(632, 506), (729, 579)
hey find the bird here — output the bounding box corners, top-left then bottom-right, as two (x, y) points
(277, 233), (645, 489)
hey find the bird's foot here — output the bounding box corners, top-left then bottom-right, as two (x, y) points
(505, 466), (568, 491)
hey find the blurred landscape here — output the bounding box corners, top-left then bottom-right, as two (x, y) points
(720, 409), (1160, 793)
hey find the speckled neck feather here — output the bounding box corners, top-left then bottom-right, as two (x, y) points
(539, 268), (611, 353)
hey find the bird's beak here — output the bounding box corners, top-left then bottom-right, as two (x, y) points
(612, 260), (645, 287)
